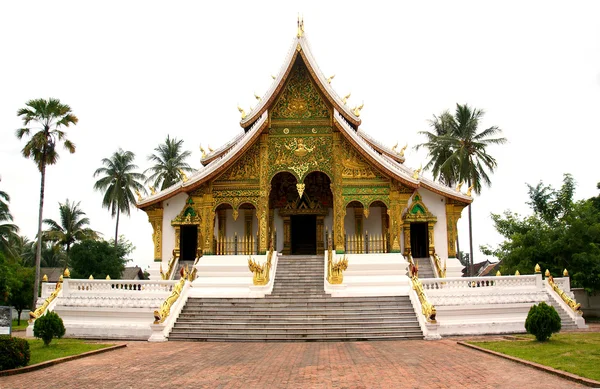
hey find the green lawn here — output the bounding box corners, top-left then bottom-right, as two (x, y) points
(11, 319), (28, 331)
(28, 338), (112, 366)
(470, 333), (600, 381)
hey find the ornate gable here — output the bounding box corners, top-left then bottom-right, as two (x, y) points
(215, 142), (260, 182)
(271, 58), (331, 125)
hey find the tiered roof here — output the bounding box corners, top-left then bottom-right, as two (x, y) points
(137, 27), (472, 209)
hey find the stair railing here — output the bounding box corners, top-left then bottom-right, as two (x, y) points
(327, 231), (348, 284)
(406, 252), (436, 323)
(29, 275), (63, 322)
(545, 269), (582, 315)
(160, 250), (179, 280)
(248, 236), (273, 286)
(153, 268), (190, 324)
(431, 253), (446, 278)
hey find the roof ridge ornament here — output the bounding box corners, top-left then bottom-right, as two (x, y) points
(412, 164), (422, 180)
(352, 102), (364, 116)
(297, 14), (304, 38)
(342, 92), (351, 105)
(237, 105), (247, 119)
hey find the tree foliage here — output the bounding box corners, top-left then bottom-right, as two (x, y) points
(69, 237), (132, 279)
(0, 336), (30, 370)
(525, 302), (561, 341)
(33, 311), (65, 346)
(43, 199), (99, 266)
(0, 179), (19, 259)
(93, 149), (145, 246)
(485, 174), (600, 292)
(145, 135), (193, 190)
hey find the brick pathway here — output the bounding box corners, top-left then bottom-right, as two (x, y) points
(0, 340), (585, 388)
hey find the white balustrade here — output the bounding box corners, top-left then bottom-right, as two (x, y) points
(41, 282), (58, 298)
(64, 279), (177, 295)
(420, 275), (537, 290)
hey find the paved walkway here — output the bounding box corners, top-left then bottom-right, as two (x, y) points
(0, 340), (585, 389)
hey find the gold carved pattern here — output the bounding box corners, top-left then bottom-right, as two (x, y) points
(258, 134), (270, 254)
(332, 133), (346, 252)
(213, 189), (260, 211)
(271, 59), (330, 121)
(445, 199), (467, 258)
(388, 181), (412, 253)
(403, 191), (437, 256)
(269, 135), (332, 181)
(217, 143), (260, 181)
(146, 207), (163, 261)
(339, 138), (381, 179)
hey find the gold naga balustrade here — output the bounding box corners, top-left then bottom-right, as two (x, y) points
(160, 250), (178, 280)
(153, 267), (193, 324)
(327, 236), (348, 284)
(29, 276), (63, 322)
(432, 253), (446, 278)
(545, 269), (582, 315)
(406, 252), (436, 323)
(248, 239), (273, 286)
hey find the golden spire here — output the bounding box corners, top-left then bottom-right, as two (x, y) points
(254, 92), (262, 101)
(149, 186), (156, 195)
(135, 189), (143, 202)
(515, 270), (520, 276)
(237, 105), (247, 119)
(179, 169), (189, 183)
(208, 145), (214, 153)
(342, 92), (351, 105)
(545, 269), (551, 277)
(327, 74), (335, 84)
(63, 268), (71, 278)
(456, 182), (463, 192)
(496, 270), (501, 276)
(297, 14), (304, 38)
(412, 165), (422, 180)
(399, 144), (408, 157)
(534, 263), (541, 273)
(42, 274), (48, 282)
(106, 275), (111, 280)
(563, 269), (569, 277)
(271, 74), (276, 80)
(89, 275), (94, 280)
(352, 102), (364, 116)
(200, 144), (207, 159)
(466, 185), (474, 197)
(391, 142), (398, 152)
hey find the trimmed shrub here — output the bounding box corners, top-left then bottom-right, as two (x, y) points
(33, 311), (65, 346)
(0, 335), (30, 370)
(525, 302), (562, 341)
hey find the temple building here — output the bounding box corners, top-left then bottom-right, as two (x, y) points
(28, 21), (586, 342)
(136, 22), (472, 278)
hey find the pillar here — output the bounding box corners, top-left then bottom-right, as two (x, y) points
(145, 207), (163, 262)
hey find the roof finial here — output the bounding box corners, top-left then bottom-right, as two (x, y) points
(237, 105), (247, 119)
(342, 92), (351, 105)
(352, 102), (364, 116)
(327, 74), (335, 84)
(297, 14), (304, 38)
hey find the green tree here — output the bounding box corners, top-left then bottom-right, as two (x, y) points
(486, 175), (600, 292)
(69, 238), (132, 279)
(43, 199), (99, 267)
(93, 149), (145, 247)
(8, 266), (34, 325)
(416, 103), (506, 275)
(0, 180), (19, 259)
(15, 98), (78, 308)
(145, 135), (193, 191)
(40, 241), (66, 268)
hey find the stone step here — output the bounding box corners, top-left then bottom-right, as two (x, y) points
(183, 301), (413, 308)
(172, 325), (421, 333)
(187, 296), (410, 303)
(168, 331), (424, 341)
(176, 317), (418, 324)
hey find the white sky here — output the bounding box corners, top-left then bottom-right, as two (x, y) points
(1, 1), (599, 270)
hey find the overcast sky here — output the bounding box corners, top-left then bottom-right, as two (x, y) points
(1, 1), (599, 270)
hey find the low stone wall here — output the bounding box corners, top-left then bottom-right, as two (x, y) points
(572, 288), (600, 318)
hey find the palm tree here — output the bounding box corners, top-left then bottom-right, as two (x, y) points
(0, 186), (19, 258)
(43, 199), (99, 267)
(15, 98), (78, 306)
(416, 104), (506, 275)
(93, 149), (146, 247)
(145, 135), (193, 190)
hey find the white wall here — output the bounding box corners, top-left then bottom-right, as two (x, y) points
(411, 189), (448, 260)
(162, 193), (188, 265)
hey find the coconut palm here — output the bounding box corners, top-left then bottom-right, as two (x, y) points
(15, 97), (78, 305)
(416, 103), (506, 275)
(0, 187), (19, 258)
(43, 199), (99, 267)
(93, 149), (146, 247)
(145, 135), (194, 190)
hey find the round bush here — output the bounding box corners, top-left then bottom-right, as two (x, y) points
(0, 335), (30, 371)
(525, 302), (562, 341)
(33, 311), (66, 346)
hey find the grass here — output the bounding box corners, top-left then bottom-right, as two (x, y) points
(28, 338), (112, 366)
(11, 319), (28, 331)
(470, 332), (600, 381)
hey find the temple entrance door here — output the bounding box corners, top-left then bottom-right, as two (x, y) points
(180, 225), (198, 261)
(291, 215), (317, 255)
(410, 222), (429, 258)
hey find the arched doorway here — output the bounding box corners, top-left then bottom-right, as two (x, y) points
(402, 191), (437, 258)
(270, 171), (332, 255)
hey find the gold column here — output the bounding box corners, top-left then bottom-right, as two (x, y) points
(198, 193), (215, 255)
(388, 183), (411, 254)
(381, 209), (389, 252)
(332, 133), (346, 253)
(402, 223), (411, 256)
(258, 134), (270, 254)
(445, 200), (467, 258)
(428, 223), (435, 255)
(174, 226), (181, 257)
(145, 206), (163, 262)
(217, 209), (226, 239)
